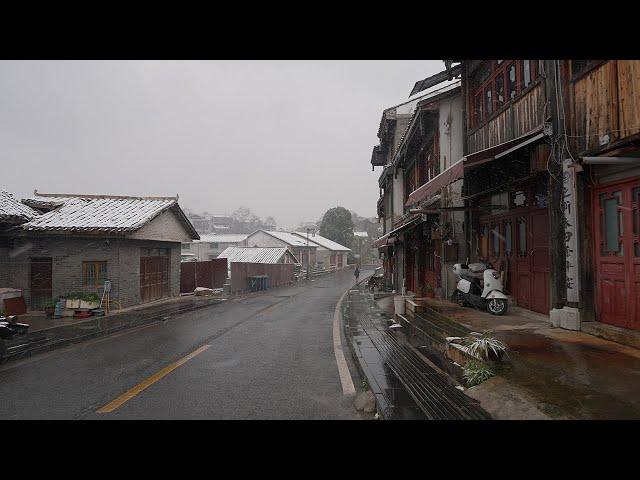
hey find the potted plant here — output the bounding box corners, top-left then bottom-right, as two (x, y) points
(65, 292), (81, 309)
(464, 332), (507, 362)
(424, 282), (435, 298)
(43, 298), (57, 317)
(79, 292), (100, 309)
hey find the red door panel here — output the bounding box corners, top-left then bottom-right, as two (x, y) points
(30, 258), (52, 310)
(530, 210), (550, 313)
(480, 207), (550, 315)
(594, 180), (640, 330)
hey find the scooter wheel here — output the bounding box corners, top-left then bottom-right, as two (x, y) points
(487, 298), (508, 316)
(453, 290), (467, 307)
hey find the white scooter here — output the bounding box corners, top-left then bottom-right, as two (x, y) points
(452, 262), (508, 316)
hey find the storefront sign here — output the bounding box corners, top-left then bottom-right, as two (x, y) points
(562, 158), (580, 303)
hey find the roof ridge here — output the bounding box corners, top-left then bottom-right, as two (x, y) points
(33, 189), (177, 201)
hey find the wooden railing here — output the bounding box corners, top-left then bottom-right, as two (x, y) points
(468, 82), (545, 154)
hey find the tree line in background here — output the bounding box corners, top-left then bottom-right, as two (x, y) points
(187, 204), (380, 250)
(229, 206), (277, 234)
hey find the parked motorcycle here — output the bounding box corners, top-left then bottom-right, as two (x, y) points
(451, 262), (508, 316)
(0, 315), (30, 361)
(368, 266), (384, 292)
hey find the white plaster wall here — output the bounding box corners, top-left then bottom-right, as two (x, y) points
(392, 168), (405, 220)
(438, 94), (465, 171)
(245, 231), (287, 249)
(130, 210), (193, 243)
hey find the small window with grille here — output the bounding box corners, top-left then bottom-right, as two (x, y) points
(83, 261), (107, 287)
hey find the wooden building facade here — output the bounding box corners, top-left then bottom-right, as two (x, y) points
(371, 59), (640, 334)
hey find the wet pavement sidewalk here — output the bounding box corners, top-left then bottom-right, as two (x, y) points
(417, 298), (640, 420)
(1, 294), (228, 362)
(343, 283), (490, 420)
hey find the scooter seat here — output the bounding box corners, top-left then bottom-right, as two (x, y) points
(468, 263), (486, 273)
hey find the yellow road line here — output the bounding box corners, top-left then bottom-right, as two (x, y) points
(97, 344), (211, 413)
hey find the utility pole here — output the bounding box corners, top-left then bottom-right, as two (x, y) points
(545, 59), (568, 311)
(306, 227), (315, 280)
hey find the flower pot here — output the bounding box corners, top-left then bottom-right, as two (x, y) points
(80, 300), (100, 309)
(66, 299), (80, 309)
(393, 295), (407, 315)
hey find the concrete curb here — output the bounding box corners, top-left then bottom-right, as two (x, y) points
(333, 286), (356, 398)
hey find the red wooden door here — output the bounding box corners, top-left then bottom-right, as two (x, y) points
(481, 209), (550, 314)
(530, 210), (550, 313)
(593, 179), (640, 330)
(405, 245), (415, 293)
(140, 255), (169, 303)
(514, 216), (532, 309)
(30, 257), (52, 310)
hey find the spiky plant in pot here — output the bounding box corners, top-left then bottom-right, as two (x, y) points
(464, 332), (507, 361)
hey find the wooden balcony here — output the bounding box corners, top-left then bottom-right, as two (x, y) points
(468, 82), (546, 154)
(572, 60), (640, 154)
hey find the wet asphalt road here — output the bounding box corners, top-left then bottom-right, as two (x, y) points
(0, 269), (367, 419)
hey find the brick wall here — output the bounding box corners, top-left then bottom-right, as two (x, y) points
(0, 235), (181, 310)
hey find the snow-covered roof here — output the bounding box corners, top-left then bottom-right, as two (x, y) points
(292, 232), (351, 252)
(0, 191), (40, 224)
(353, 231), (369, 238)
(258, 230), (315, 248)
(217, 246), (296, 264)
(393, 81), (461, 165)
(20, 192), (198, 238)
(197, 233), (248, 244)
(21, 196), (69, 210)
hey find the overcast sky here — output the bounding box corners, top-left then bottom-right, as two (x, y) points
(0, 60), (443, 229)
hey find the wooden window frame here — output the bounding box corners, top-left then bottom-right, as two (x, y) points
(83, 261), (107, 288)
(468, 60), (542, 131)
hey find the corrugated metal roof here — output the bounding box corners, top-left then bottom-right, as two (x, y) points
(22, 196), (177, 233)
(293, 232), (351, 252)
(261, 230), (312, 247)
(0, 191), (40, 224)
(197, 233), (247, 243)
(217, 246), (295, 264)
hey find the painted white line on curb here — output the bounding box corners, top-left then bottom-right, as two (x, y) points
(333, 287), (356, 397)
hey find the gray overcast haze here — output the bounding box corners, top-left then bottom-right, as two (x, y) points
(0, 60), (443, 228)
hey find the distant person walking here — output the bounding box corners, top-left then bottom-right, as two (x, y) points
(354, 265), (360, 284)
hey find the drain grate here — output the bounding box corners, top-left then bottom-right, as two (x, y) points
(351, 291), (491, 420)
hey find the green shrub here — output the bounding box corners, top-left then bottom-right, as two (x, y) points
(43, 298), (57, 308)
(83, 293), (100, 302)
(463, 360), (495, 387)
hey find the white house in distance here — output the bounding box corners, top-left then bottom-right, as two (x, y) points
(293, 232), (350, 269)
(217, 246), (298, 265)
(181, 233), (248, 262)
(244, 230), (317, 267)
